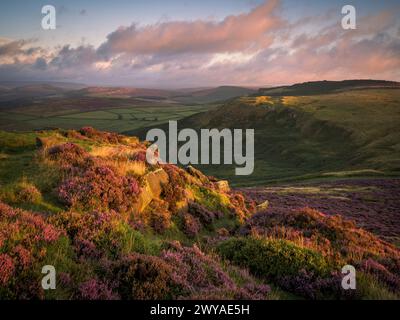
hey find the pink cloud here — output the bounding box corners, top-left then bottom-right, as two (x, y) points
(97, 0), (283, 57)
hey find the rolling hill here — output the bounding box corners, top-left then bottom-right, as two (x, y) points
(173, 85), (256, 103)
(258, 79), (400, 96)
(131, 81), (400, 186)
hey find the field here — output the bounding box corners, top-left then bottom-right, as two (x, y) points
(0, 102), (215, 133)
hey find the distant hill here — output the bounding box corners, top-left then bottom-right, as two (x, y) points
(76, 86), (177, 99)
(0, 83), (257, 104)
(173, 86), (256, 103)
(259, 79), (400, 96)
(0, 81), (86, 90)
(0, 82), (87, 101)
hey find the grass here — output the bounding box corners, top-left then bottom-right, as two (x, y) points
(0, 104), (216, 133)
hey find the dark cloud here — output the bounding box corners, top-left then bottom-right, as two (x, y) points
(49, 45), (97, 69)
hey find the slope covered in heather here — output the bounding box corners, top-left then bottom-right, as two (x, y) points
(0, 128), (399, 300)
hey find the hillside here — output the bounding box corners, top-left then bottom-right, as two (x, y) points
(139, 87), (400, 186)
(173, 86), (256, 103)
(76, 87), (177, 99)
(0, 127), (399, 300)
(259, 80), (400, 96)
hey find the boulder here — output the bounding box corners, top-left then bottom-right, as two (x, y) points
(132, 168), (169, 213)
(215, 180), (230, 193)
(145, 168), (169, 197)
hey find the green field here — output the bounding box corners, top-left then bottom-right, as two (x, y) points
(0, 104), (216, 133)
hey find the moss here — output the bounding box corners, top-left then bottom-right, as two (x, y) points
(191, 185), (230, 213)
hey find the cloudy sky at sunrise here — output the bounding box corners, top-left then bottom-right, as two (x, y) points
(0, 0), (399, 88)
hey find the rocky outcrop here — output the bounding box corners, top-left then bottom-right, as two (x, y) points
(133, 168), (169, 213)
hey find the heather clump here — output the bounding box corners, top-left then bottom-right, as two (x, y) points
(234, 207), (400, 297)
(114, 253), (178, 299)
(181, 213), (201, 237)
(0, 202), (62, 298)
(146, 199), (172, 234)
(161, 164), (188, 211)
(161, 241), (271, 299)
(78, 278), (119, 300)
(0, 179), (42, 205)
(188, 201), (222, 226)
(228, 192), (255, 222)
(51, 210), (138, 258)
(58, 164), (140, 212)
(79, 126), (125, 144)
(242, 207), (400, 276)
(46, 142), (89, 168)
(277, 269), (349, 300)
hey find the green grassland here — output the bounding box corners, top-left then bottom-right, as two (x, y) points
(1, 85), (399, 187)
(0, 104), (216, 133)
(140, 88), (400, 186)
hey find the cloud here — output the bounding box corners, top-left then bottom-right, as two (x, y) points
(49, 45), (97, 69)
(0, 1), (399, 87)
(97, 0), (283, 57)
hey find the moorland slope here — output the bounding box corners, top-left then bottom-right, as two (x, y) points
(0, 127), (399, 299)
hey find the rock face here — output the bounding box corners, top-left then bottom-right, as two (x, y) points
(133, 168), (169, 213)
(215, 180), (230, 193)
(146, 169), (169, 197)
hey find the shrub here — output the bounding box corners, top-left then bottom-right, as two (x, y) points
(131, 150), (147, 162)
(78, 278), (119, 300)
(242, 207), (400, 293)
(115, 253), (178, 299)
(47, 142), (89, 168)
(0, 180), (42, 205)
(182, 213), (201, 237)
(52, 210), (136, 258)
(228, 192), (255, 222)
(0, 202), (62, 298)
(161, 165), (188, 211)
(188, 201), (221, 226)
(218, 237), (331, 280)
(278, 269), (348, 300)
(58, 164), (140, 212)
(79, 127), (124, 144)
(147, 200), (172, 234)
(161, 241), (271, 299)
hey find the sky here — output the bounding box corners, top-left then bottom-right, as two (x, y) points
(0, 0), (399, 88)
